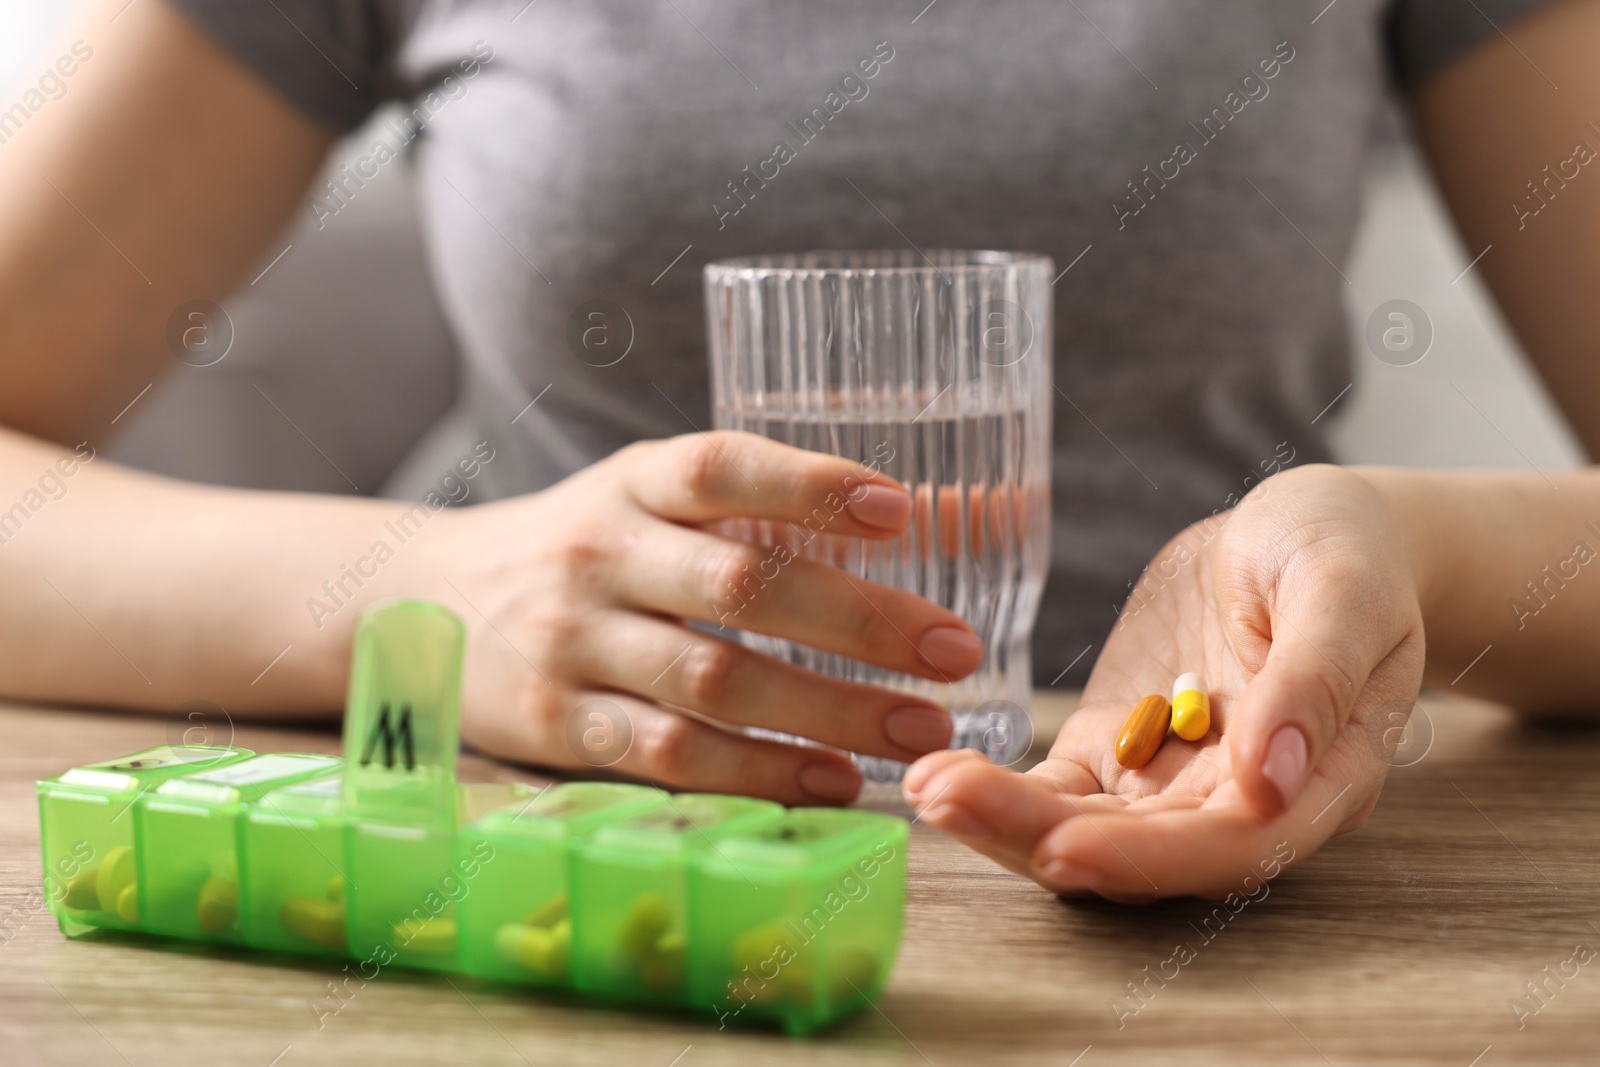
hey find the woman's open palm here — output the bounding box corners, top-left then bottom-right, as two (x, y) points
(903, 465), (1428, 901)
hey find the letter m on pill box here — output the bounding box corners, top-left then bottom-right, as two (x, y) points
(341, 601), (465, 827)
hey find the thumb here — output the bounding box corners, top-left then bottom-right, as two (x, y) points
(1227, 594), (1394, 818)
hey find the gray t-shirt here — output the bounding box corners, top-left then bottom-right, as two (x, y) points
(170, 0), (1552, 684)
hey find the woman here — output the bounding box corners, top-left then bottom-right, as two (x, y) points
(2, 0), (1596, 900)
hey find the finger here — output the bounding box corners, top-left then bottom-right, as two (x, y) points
(902, 752), (1115, 876)
(620, 431), (912, 537)
(575, 611), (953, 761)
(902, 747), (986, 796)
(1226, 582), (1414, 818)
(1028, 770), (1359, 902)
(564, 689), (866, 806)
(611, 518), (983, 681)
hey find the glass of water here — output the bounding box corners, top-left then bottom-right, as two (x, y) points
(704, 249), (1054, 783)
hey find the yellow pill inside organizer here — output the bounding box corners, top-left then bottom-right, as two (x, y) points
(96, 844), (136, 915)
(63, 867), (100, 911)
(493, 892), (574, 978)
(115, 884), (139, 924)
(1171, 672), (1211, 742)
(524, 893), (567, 929)
(282, 897), (346, 950)
(394, 916), (457, 955)
(640, 933), (687, 993)
(97, 846), (138, 914)
(196, 877), (238, 934)
(618, 894), (673, 960)
(494, 918), (571, 978)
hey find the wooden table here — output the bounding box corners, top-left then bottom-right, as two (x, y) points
(2, 691), (1597, 1066)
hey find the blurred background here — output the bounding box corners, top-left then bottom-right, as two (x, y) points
(2, 1), (1586, 497)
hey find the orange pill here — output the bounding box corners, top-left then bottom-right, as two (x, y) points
(1115, 694), (1171, 769)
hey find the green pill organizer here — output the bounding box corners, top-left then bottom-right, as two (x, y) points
(36, 600), (908, 1035)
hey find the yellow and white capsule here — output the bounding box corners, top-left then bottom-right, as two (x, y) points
(1171, 672), (1211, 741)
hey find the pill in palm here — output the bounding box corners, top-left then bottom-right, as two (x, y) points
(1115, 694), (1171, 769)
(1171, 672), (1211, 741)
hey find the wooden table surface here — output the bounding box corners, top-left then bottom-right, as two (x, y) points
(2, 691), (1598, 1066)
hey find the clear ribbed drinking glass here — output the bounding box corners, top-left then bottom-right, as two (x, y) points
(704, 249), (1054, 783)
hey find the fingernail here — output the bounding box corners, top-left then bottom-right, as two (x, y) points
(902, 758), (938, 798)
(924, 804), (996, 841)
(1036, 858), (1104, 888)
(847, 484), (912, 530)
(884, 706), (953, 753)
(916, 626), (983, 675)
(1261, 725), (1309, 810)
(799, 761), (862, 803)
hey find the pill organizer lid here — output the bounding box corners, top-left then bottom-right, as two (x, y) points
(580, 793), (784, 861)
(469, 782), (669, 842)
(247, 772), (345, 824)
(148, 753), (342, 808)
(346, 782), (530, 835)
(697, 808), (908, 877)
(40, 745), (254, 796)
(340, 600), (466, 829)
(457, 781), (537, 823)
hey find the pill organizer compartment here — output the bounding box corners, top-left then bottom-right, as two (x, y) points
(340, 599), (474, 972)
(345, 781), (533, 973)
(239, 772), (348, 956)
(36, 744), (254, 938)
(690, 808), (908, 1036)
(571, 794), (784, 1005)
(135, 753), (343, 943)
(456, 782), (669, 988)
